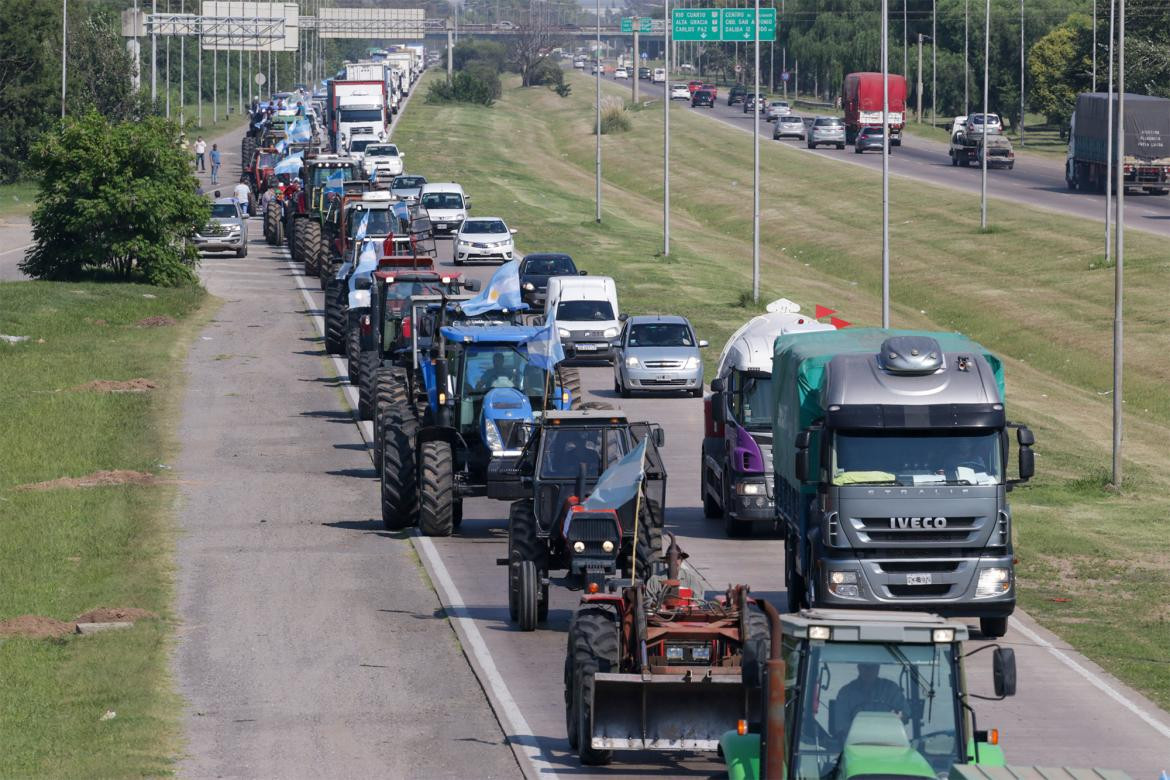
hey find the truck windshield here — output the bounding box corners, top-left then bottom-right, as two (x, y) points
(347, 209), (398, 237)
(339, 108), (383, 123)
(731, 373), (773, 430)
(793, 641), (961, 778)
(832, 430), (1002, 486)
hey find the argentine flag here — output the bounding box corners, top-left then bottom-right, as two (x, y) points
(289, 118), (312, 143)
(580, 437), (648, 513)
(354, 210), (370, 242)
(520, 311), (565, 371)
(324, 169), (346, 196)
(460, 259), (523, 316)
(273, 154), (303, 176)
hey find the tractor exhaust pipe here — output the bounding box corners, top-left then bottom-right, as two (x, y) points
(760, 599), (785, 780)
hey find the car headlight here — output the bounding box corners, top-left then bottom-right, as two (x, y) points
(226, 224), (241, 233)
(735, 482), (766, 496)
(625, 356), (639, 368)
(976, 567), (1012, 598)
(558, 328), (571, 338)
(684, 356), (700, 370)
(602, 327), (619, 339)
(523, 282), (535, 291)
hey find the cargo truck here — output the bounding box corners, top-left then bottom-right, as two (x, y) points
(843, 72), (907, 146)
(327, 79), (388, 153)
(1065, 91), (1170, 194)
(771, 329), (1035, 638)
(703, 300), (834, 537)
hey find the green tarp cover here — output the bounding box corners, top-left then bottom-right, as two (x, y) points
(771, 328), (1004, 493)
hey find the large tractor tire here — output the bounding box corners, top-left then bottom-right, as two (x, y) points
(745, 602), (772, 658)
(507, 500), (548, 627)
(380, 398), (419, 530)
(241, 138), (255, 175)
(323, 279), (346, 355)
(371, 367), (408, 472)
(345, 323), (361, 385)
(319, 246), (336, 291)
(568, 606), (620, 766)
(418, 440), (455, 537)
(289, 217), (302, 265)
(301, 219), (322, 277)
(357, 349), (378, 420)
(264, 200), (280, 245)
(557, 365), (583, 409)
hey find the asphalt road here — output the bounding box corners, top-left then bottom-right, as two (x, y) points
(0, 218), (33, 281)
(603, 72), (1170, 239)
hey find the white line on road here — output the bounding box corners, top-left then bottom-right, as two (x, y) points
(0, 242), (33, 257)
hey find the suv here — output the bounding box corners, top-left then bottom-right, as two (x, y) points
(807, 116), (846, 149)
(691, 89), (715, 108)
(727, 84), (747, 105)
(194, 198), (248, 258)
(772, 114), (806, 140)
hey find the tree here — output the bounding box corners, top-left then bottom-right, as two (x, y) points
(507, 13), (567, 87)
(67, 7), (142, 122)
(20, 111), (208, 286)
(1029, 14), (1092, 125)
(0, 0), (58, 181)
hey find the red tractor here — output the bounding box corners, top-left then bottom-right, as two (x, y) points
(564, 536), (770, 766)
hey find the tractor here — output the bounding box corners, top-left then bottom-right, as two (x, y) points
(287, 156), (363, 278)
(487, 408), (667, 631)
(564, 535), (768, 764)
(378, 300), (582, 536)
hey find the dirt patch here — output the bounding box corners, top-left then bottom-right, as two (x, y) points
(0, 615), (75, 639)
(72, 378), (158, 393)
(136, 315), (176, 328)
(15, 470), (159, 492)
(74, 607), (158, 624)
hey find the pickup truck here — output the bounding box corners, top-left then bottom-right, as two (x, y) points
(949, 129), (1015, 169)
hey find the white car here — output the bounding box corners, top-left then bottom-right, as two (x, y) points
(670, 83), (690, 100)
(964, 113), (1003, 136)
(614, 67), (629, 79)
(454, 217), (516, 265)
(765, 100), (791, 121)
(362, 143), (405, 180)
(652, 68), (666, 83)
(573, 58), (586, 69)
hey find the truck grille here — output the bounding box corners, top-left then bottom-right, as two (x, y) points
(854, 516), (979, 544)
(640, 378), (686, 386)
(877, 560), (960, 573)
(566, 514), (620, 544)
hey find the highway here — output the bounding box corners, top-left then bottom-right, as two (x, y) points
(600, 71), (1170, 239)
(166, 104), (1170, 775)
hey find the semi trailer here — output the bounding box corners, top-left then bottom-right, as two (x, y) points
(1066, 91), (1170, 194)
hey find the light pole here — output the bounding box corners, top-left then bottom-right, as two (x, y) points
(151, 0), (158, 104)
(964, 0), (969, 114)
(595, 0), (601, 223)
(1092, 0), (1097, 91)
(664, 2), (670, 255)
(980, 0), (990, 229)
(60, 0), (67, 118)
(881, 0), (890, 327)
(902, 0), (908, 78)
(1019, 0), (1024, 147)
(1111, 0), (1125, 488)
(931, 0), (936, 127)
(752, 0), (761, 302)
(1105, 0), (1114, 267)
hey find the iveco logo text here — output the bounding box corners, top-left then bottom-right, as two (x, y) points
(889, 517), (948, 529)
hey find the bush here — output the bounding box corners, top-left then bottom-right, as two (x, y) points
(453, 40), (507, 73)
(20, 111), (208, 285)
(596, 96), (631, 134)
(426, 65), (502, 107)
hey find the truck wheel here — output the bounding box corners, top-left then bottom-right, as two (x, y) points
(557, 365), (583, 410)
(345, 325), (361, 385)
(950, 153), (958, 167)
(784, 534), (806, 613)
(357, 349), (378, 420)
(380, 400), (419, 530)
(323, 280), (346, 355)
(507, 500), (547, 623)
(572, 606), (619, 766)
(980, 616), (1008, 639)
(418, 440), (455, 537)
(517, 560), (540, 632)
(302, 220), (321, 277)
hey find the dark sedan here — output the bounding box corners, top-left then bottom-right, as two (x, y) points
(691, 89), (715, 108)
(518, 253), (584, 307)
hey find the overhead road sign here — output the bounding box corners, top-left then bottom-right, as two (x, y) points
(720, 8), (776, 41)
(670, 7), (776, 42)
(620, 17), (653, 33)
(670, 8), (720, 41)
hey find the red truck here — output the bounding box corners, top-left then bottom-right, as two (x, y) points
(843, 72), (907, 147)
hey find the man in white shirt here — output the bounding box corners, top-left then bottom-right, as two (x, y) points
(234, 181), (252, 216)
(193, 137), (207, 171)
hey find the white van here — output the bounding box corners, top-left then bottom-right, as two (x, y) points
(546, 275), (621, 363)
(418, 182), (470, 236)
(652, 67), (666, 83)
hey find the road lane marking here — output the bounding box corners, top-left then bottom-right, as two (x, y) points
(0, 242), (33, 257)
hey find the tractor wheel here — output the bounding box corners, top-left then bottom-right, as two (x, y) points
(452, 500), (464, 531)
(507, 500), (547, 624)
(289, 217), (302, 265)
(357, 349), (378, 421)
(571, 606), (620, 766)
(622, 494), (663, 581)
(319, 247), (336, 291)
(302, 219), (322, 277)
(265, 200), (280, 245)
(345, 324), (361, 385)
(323, 279), (346, 355)
(564, 634), (580, 751)
(380, 399), (419, 530)
(372, 368), (408, 472)
(979, 616), (1008, 639)
(418, 440), (455, 537)
(784, 532), (806, 613)
(517, 560), (540, 632)
(246, 189), (258, 219)
(557, 365), (583, 409)
(745, 602), (772, 659)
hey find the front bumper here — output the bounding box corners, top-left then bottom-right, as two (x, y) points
(564, 334), (615, 362)
(456, 244), (514, 262)
(622, 364), (702, 391)
(193, 234), (244, 251)
(431, 220), (464, 235)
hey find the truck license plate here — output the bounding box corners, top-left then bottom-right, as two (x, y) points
(436, 223), (447, 230)
(906, 573), (933, 586)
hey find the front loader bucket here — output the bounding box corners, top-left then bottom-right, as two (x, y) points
(590, 672), (755, 752)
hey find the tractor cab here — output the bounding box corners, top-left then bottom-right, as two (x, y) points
(721, 609), (1019, 780)
(368, 258), (465, 365)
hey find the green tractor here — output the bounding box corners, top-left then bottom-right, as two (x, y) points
(720, 608), (1019, 780)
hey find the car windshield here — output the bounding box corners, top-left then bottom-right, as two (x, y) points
(421, 192), (464, 210)
(791, 641), (961, 778)
(393, 176), (426, 189)
(523, 257), (575, 275)
(461, 219), (507, 235)
(349, 139), (377, 153)
(364, 144), (397, 156)
(339, 108), (383, 123)
(347, 208), (398, 237)
(832, 430), (1003, 486)
(816, 117), (843, 126)
(461, 345), (543, 397)
(539, 427), (629, 479)
(731, 373), (772, 430)
(628, 323), (692, 347)
(783, 117), (803, 124)
(210, 203), (239, 218)
(557, 299), (614, 321)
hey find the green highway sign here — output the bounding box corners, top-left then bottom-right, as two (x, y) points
(620, 17), (654, 33)
(670, 7), (777, 42)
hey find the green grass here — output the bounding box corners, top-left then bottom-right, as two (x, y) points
(395, 70), (1170, 710)
(0, 181), (37, 217)
(0, 281), (210, 776)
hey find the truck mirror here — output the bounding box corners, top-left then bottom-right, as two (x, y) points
(654, 427), (665, 448)
(579, 270), (588, 275)
(711, 393), (725, 425)
(1016, 426), (1035, 447)
(1018, 446), (1035, 481)
(993, 647), (1017, 697)
(464, 278), (482, 292)
(618, 313), (628, 322)
(710, 377), (726, 393)
(795, 430), (812, 450)
(795, 450), (810, 483)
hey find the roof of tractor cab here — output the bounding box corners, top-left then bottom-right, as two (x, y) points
(782, 609), (969, 643)
(544, 410), (629, 423)
(440, 325), (546, 343)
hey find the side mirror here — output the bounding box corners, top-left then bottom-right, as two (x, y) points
(510, 228), (518, 235)
(1019, 447), (1035, 481)
(710, 377), (725, 392)
(698, 339), (709, 348)
(464, 278), (482, 292)
(618, 313), (628, 322)
(711, 393), (725, 425)
(993, 647), (1017, 697)
(794, 430), (812, 482)
(654, 427), (665, 447)
(1016, 426), (1035, 447)
(795, 430), (812, 450)
(579, 270), (588, 275)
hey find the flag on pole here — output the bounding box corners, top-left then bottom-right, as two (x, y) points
(354, 210), (370, 242)
(273, 154), (303, 175)
(460, 259), (523, 316)
(288, 118), (312, 142)
(519, 311), (565, 371)
(324, 169), (346, 196)
(581, 437), (648, 512)
(275, 138), (288, 154)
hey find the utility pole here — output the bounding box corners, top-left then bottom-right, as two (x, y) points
(931, 0), (936, 127)
(180, 0), (185, 124)
(1019, 0), (1024, 146)
(1112, 0), (1125, 487)
(1106, 0), (1114, 268)
(752, 0), (761, 302)
(60, 0), (67, 118)
(903, 0), (908, 78)
(595, 0), (601, 223)
(151, 0), (158, 104)
(916, 34), (923, 122)
(980, 0), (990, 229)
(964, 0), (969, 114)
(197, 11), (202, 126)
(633, 21), (639, 103)
(664, 0), (671, 256)
(881, 0), (890, 327)
(166, 0), (171, 118)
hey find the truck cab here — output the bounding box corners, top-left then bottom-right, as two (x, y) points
(702, 299), (834, 537)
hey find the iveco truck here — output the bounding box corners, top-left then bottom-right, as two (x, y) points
(772, 329), (1035, 638)
(702, 299), (834, 537)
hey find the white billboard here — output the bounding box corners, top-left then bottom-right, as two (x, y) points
(319, 7), (425, 40)
(200, 2), (299, 51)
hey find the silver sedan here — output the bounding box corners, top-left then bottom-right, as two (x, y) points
(772, 114), (807, 141)
(612, 315), (707, 397)
(807, 116), (846, 149)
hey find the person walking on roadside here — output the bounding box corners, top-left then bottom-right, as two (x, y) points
(209, 144), (222, 184)
(194, 137), (207, 171)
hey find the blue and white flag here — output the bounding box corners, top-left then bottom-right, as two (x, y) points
(357, 238), (377, 267)
(273, 154), (303, 175)
(580, 438), (648, 512)
(275, 138), (288, 154)
(354, 210), (370, 242)
(520, 312), (565, 371)
(288, 118), (312, 143)
(460, 259), (522, 316)
(324, 169), (346, 196)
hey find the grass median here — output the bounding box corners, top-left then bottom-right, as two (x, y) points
(0, 281), (210, 776)
(396, 70), (1170, 709)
